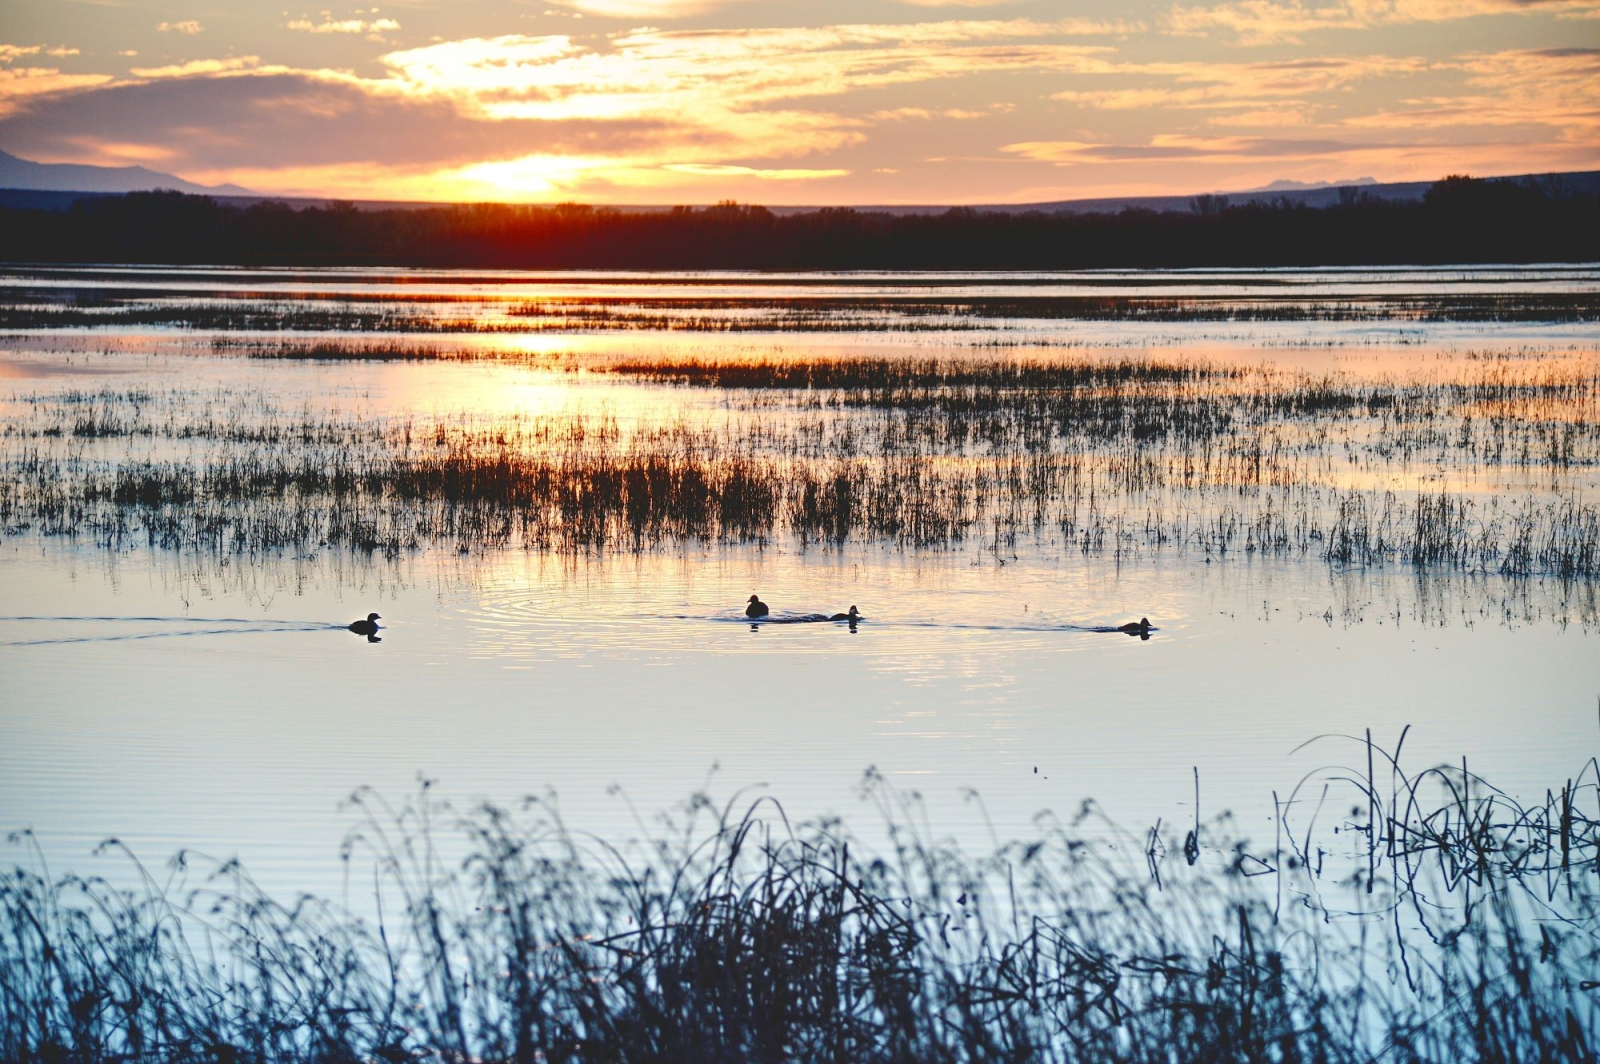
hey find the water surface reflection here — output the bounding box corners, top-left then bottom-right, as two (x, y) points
(0, 264), (1594, 904)
(2, 540), (1593, 903)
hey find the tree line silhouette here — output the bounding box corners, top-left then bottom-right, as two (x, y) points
(1, 175), (1594, 268)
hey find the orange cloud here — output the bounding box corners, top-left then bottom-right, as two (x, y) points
(1343, 47), (1600, 153)
(550, 0), (729, 15)
(0, 48), (113, 116)
(1048, 54), (1432, 118)
(128, 57), (265, 79)
(1002, 135), (1367, 164)
(378, 24), (1112, 123)
(1166, 0), (1600, 45)
(662, 162), (850, 178)
(1, 44), (84, 63)
(1003, 127), (1600, 181)
(0, 67), (113, 115)
(285, 17), (401, 35)
(360, 21), (1115, 179)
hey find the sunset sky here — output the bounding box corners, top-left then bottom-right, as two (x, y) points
(2, 0), (1597, 204)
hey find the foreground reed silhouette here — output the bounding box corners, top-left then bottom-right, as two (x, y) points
(2, 732), (1595, 1063)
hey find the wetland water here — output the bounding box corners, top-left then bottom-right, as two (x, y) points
(1, 264), (1597, 903)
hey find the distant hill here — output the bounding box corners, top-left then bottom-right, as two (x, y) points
(962, 171), (1600, 217)
(1, 152), (1595, 217)
(0, 149), (252, 196)
(1243, 177), (1378, 193)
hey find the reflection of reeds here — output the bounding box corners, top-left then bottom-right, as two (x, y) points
(3, 739), (1595, 1061)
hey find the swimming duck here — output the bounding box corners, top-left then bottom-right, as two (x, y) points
(1116, 617), (1152, 635)
(745, 595), (770, 619)
(347, 612), (382, 636)
(828, 606), (861, 623)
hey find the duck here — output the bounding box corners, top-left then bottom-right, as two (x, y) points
(347, 612), (382, 636)
(1115, 617), (1152, 635)
(745, 595), (770, 619)
(828, 605), (861, 623)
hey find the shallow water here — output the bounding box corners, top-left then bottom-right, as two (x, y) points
(1, 264), (1596, 903)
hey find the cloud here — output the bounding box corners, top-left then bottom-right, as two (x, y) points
(127, 57), (263, 79)
(867, 105), (1005, 120)
(285, 17), (401, 34)
(1048, 54), (1431, 113)
(10, 46), (81, 64)
(1002, 124), (1600, 176)
(1004, 135), (1366, 164)
(0, 18), (1115, 197)
(0, 67), (113, 115)
(1208, 105), (1317, 126)
(1034, 44), (1600, 176)
(0, 72), (677, 171)
(156, 20), (204, 34)
(376, 23), (1112, 125)
(3, 10), (1593, 200)
(1343, 48), (1600, 143)
(1166, 0), (1600, 45)
(0, 48), (112, 115)
(550, 0), (727, 14)
(661, 162), (850, 178)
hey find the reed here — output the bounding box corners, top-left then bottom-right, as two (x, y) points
(4, 289), (1598, 335)
(2, 736), (1594, 1062)
(3, 348), (1596, 574)
(4, 415), (1596, 570)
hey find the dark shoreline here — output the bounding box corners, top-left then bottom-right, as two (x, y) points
(3, 175), (1595, 270)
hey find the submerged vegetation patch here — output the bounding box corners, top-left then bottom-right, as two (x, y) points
(3, 736), (1596, 1061)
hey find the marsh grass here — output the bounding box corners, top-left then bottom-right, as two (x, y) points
(4, 289), (1598, 335)
(3, 349), (1597, 573)
(4, 409), (1598, 571)
(2, 736), (1596, 1062)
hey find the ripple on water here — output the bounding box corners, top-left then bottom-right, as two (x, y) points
(0, 615), (336, 647)
(450, 549), (1182, 666)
